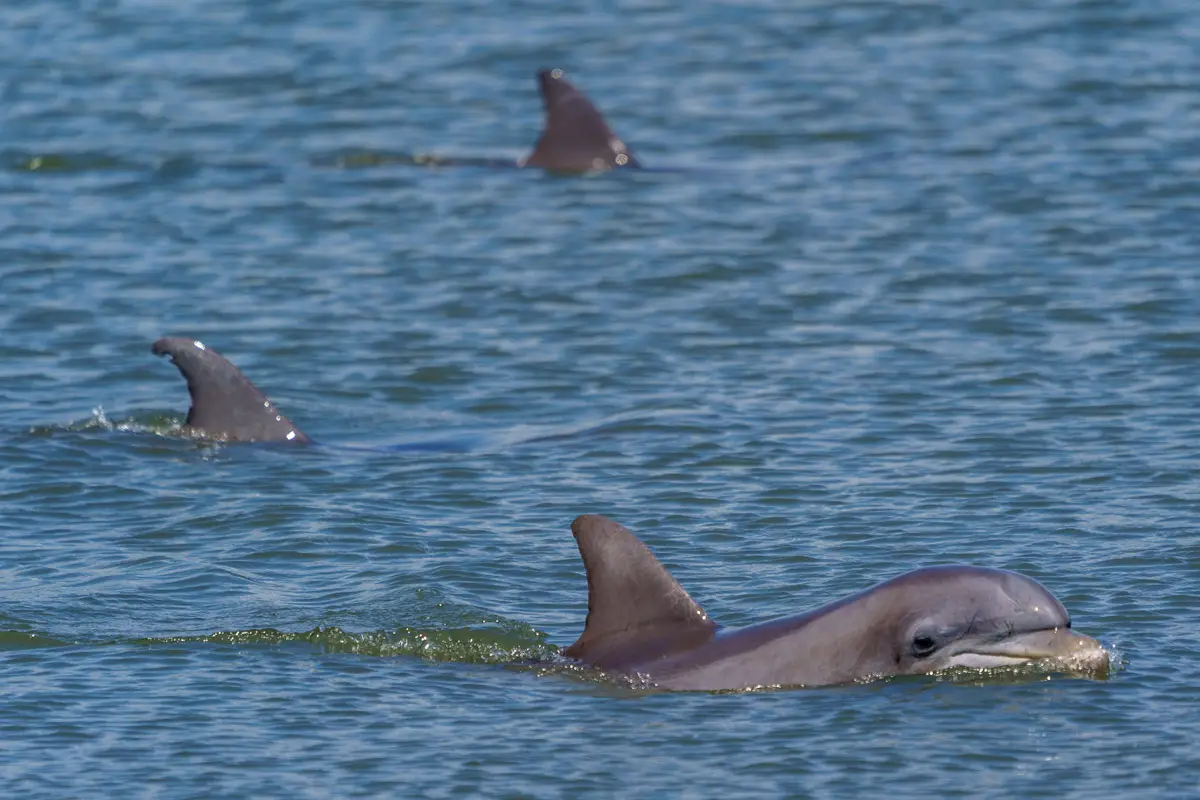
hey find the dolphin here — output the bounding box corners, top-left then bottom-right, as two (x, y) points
(146, 339), (666, 451)
(563, 515), (1109, 690)
(519, 69), (640, 172)
(151, 337), (309, 444)
(324, 70), (642, 173)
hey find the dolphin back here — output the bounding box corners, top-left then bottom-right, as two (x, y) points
(564, 515), (716, 671)
(522, 69), (639, 172)
(151, 337), (310, 444)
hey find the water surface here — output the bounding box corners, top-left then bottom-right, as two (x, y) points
(3, 0), (1199, 796)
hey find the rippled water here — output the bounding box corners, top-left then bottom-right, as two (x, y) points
(3, 0), (1199, 796)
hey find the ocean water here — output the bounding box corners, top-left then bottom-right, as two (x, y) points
(3, 0), (1199, 796)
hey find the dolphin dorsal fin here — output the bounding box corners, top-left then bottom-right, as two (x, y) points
(564, 515), (716, 670)
(151, 337), (309, 444)
(521, 69), (639, 172)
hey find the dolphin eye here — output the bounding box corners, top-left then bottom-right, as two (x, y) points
(911, 634), (938, 657)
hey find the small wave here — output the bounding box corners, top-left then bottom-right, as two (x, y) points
(137, 624), (560, 665)
(28, 407), (185, 439)
(503, 406), (713, 447)
(313, 150), (518, 170)
(0, 623), (560, 666)
(0, 630), (71, 649)
(7, 152), (237, 180)
(7, 151), (138, 173)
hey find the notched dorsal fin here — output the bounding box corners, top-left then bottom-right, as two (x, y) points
(151, 337), (310, 444)
(521, 69), (639, 173)
(564, 515), (716, 670)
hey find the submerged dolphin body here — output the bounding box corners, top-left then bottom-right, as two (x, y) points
(147, 339), (656, 451)
(151, 337), (309, 444)
(520, 69), (639, 172)
(328, 70), (642, 173)
(563, 515), (1108, 690)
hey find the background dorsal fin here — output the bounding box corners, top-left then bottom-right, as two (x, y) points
(564, 515), (716, 670)
(151, 337), (309, 444)
(521, 69), (639, 172)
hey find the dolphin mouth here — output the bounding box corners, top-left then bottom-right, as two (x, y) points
(948, 628), (1109, 674)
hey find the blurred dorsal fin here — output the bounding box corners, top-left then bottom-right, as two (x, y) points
(521, 69), (639, 172)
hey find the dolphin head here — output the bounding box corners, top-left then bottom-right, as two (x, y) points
(879, 566), (1108, 676)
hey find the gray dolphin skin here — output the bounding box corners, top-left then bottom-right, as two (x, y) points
(564, 515), (1108, 690)
(520, 69), (639, 172)
(151, 337), (310, 444)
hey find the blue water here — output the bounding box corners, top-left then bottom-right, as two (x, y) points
(3, 0), (1199, 796)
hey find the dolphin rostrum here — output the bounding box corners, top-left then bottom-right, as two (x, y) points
(151, 337), (309, 444)
(563, 515), (1108, 690)
(520, 69), (639, 172)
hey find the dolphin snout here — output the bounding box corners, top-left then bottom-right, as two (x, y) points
(985, 628), (1109, 675)
(1039, 629), (1110, 675)
(947, 628), (1109, 676)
